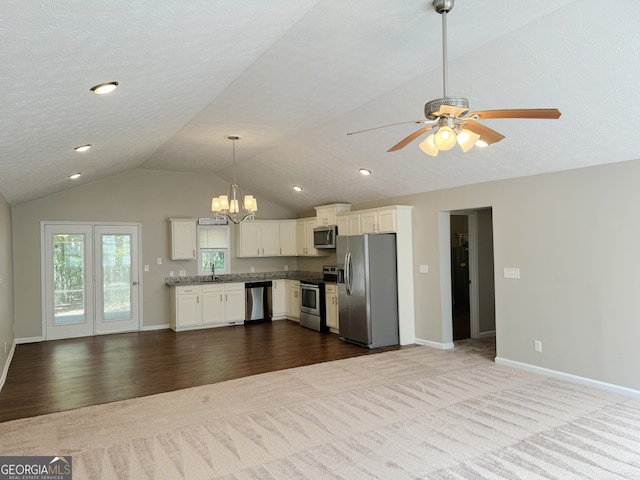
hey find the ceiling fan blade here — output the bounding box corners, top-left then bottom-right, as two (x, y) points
(467, 108), (561, 120)
(387, 125), (436, 152)
(459, 120), (505, 145)
(347, 119), (435, 136)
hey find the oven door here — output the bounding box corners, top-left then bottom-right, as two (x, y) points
(300, 283), (320, 316)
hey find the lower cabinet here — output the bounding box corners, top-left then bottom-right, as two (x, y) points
(272, 280), (287, 319)
(170, 283), (245, 331)
(285, 280), (300, 321)
(325, 284), (339, 333)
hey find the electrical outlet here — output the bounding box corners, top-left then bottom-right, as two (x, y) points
(534, 340), (543, 352)
(250, 266), (255, 273)
(156, 257), (162, 265)
(504, 267), (520, 279)
(169, 271), (174, 277)
(179, 270), (186, 277)
(144, 265), (150, 272)
(284, 265), (289, 271)
(419, 264), (429, 274)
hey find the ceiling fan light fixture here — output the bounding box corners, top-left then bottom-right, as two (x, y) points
(433, 126), (456, 150)
(292, 185), (303, 192)
(419, 134), (438, 156)
(74, 144), (91, 152)
(456, 129), (480, 152)
(359, 168), (372, 176)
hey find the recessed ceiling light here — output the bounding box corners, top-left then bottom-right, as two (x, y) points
(74, 144), (91, 152)
(292, 185), (303, 192)
(359, 168), (372, 176)
(90, 82), (119, 94)
(68, 173), (82, 180)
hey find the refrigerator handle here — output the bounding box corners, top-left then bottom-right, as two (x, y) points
(346, 251), (352, 296)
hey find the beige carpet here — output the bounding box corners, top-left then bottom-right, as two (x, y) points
(1, 340), (639, 479)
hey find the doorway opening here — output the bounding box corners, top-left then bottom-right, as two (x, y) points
(445, 208), (496, 345)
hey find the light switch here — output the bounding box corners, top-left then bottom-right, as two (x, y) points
(504, 267), (520, 279)
(419, 264), (429, 274)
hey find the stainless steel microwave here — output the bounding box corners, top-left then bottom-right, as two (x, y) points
(313, 225), (338, 249)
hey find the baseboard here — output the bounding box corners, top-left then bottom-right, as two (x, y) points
(478, 330), (496, 337)
(142, 323), (170, 331)
(414, 337), (454, 350)
(0, 340), (16, 392)
(16, 336), (44, 344)
(495, 357), (640, 399)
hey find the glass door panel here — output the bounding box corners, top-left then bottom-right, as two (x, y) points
(44, 224), (94, 339)
(95, 225), (139, 334)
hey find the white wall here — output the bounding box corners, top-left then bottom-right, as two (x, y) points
(11, 169), (298, 338)
(0, 192), (15, 386)
(354, 158), (640, 391)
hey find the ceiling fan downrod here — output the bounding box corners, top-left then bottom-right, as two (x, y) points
(425, 0), (469, 120)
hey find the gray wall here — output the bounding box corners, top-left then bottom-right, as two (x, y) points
(0, 192), (14, 380)
(354, 158), (640, 391)
(11, 169), (297, 338)
(9, 158), (640, 391)
(477, 209), (495, 334)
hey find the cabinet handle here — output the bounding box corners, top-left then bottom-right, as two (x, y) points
(193, 250), (196, 257)
(220, 294), (223, 302)
(225, 294), (228, 302)
(262, 248), (264, 255)
(257, 248), (260, 255)
(197, 296), (199, 304)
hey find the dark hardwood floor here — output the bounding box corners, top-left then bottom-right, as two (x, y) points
(0, 320), (408, 423)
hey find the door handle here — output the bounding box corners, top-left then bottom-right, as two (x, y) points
(132, 281), (138, 286)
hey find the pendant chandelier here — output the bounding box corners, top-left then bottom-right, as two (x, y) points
(211, 136), (257, 224)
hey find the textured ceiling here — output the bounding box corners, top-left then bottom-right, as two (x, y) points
(2, 0), (640, 213)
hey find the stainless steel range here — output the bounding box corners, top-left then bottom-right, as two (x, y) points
(299, 266), (338, 332)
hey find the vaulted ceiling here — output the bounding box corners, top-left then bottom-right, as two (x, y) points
(2, 0), (639, 213)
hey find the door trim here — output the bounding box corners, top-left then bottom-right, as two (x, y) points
(40, 221), (143, 340)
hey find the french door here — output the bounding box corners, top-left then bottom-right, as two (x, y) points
(42, 223), (141, 340)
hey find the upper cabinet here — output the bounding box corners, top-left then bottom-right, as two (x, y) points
(296, 217), (320, 256)
(361, 208), (396, 234)
(170, 219), (197, 260)
(236, 220), (281, 257)
(279, 220), (297, 256)
(337, 206), (411, 236)
(236, 220), (298, 257)
(315, 203), (351, 226)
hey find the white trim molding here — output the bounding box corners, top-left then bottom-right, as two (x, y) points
(495, 357), (640, 399)
(415, 337), (455, 350)
(0, 340), (16, 392)
(142, 324), (170, 331)
(16, 336), (44, 344)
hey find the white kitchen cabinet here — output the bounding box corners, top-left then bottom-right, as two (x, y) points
(222, 283), (246, 323)
(272, 280), (287, 319)
(170, 282), (245, 331)
(315, 203), (351, 226)
(285, 280), (300, 321)
(361, 208), (397, 234)
(174, 287), (201, 327)
(170, 219), (197, 260)
(337, 215), (349, 236)
(296, 218), (320, 256)
(236, 221), (280, 257)
(278, 220), (297, 256)
(325, 284), (339, 333)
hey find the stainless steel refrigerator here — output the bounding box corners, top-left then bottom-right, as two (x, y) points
(337, 234), (399, 348)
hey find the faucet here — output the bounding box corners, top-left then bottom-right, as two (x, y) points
(211, 262), (216, 281)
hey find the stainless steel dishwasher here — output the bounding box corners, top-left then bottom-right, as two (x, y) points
(245, 281), (273, 323)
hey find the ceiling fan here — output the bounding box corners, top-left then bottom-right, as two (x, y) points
(348, 0), (561, 156)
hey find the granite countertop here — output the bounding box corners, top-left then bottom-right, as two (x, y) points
(165, 270), (324, 286)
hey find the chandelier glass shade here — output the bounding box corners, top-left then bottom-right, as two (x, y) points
(419, 125), (486, 157)
(211, 136), (257, 224)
